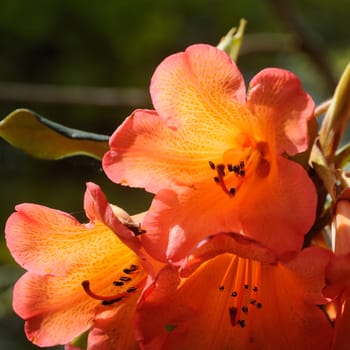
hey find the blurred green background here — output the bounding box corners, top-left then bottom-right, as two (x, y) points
(0, 0), (349, 348)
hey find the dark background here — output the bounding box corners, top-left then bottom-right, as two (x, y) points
(0, 0), (349, 348)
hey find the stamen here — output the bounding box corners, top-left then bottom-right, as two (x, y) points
(219, 256), (263, 329)
(219, 256), (236, 290)
(211, 159), (247, 197)
(214, 163), (235, 196)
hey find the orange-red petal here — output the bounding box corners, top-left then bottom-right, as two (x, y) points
(142, 156), (316, 262)
(135, 246), (332, 350)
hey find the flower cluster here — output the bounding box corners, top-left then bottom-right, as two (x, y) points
(5, 42), (350, 349)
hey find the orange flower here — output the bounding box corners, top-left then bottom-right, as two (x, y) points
(134, 233), (333, 349)
(324, 199), (350, 349)
(5, 182), (150, 348)
(103, 44), (317, 263)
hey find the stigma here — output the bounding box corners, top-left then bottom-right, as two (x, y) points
(82, 263), (145, 306)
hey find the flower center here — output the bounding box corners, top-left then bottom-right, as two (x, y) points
(82, 262), (146, 306)
(218, 255), (262, 328)
(209, 141), (270, 197)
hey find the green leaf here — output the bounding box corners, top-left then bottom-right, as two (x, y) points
(217, 18), (247, 61)
(0, 109), (110, 160)
(70, 331), (88, 350)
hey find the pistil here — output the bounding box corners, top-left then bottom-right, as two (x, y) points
(82, 263), (145, 306)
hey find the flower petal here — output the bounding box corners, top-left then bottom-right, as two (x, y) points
(8, 184), (148, 346)
(5, 183), (138, 275)
(13, 225), (143, 347)
(14, 272), (95, 346)
(179, 233), (276, 277)
(150, 44), (246, 129)
(135, 247), (332, 350)
(333, 200), (350, 254)
(103, 109), (231, 193)
(237, 157), (317, 259)
(142, 157), (316, 262)
(87, 292), (141, 350)
(247, 68), (315, 156)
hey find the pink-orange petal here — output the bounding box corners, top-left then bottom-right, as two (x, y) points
(247, 68), (315, 156)
(14, 272), (95, 346)
(5, 183), (141, 276)
(150, 44), (246, 129)
(103, 109), (229, 193)
(6, 203), (93, 275)
(13, 227), (144, 347)
(135, 247), (332, 350)
(84, 182), (141, 252)
(142, 156), (316, 263)
(237, 156), (317, 259)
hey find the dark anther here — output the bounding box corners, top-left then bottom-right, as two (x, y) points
(239, 170), (245, 177)
(242, 306), (248, 314)
(124, 264), (138, 274)
(252, 286), (258, 292)
(113, 281), (124, 286)
(102, 297), (123, 306)
(227, 164), (233, 172)
(233, 165), (240, 174)
(238, 320), (246, 328)
(126, 287), (137, 293)
(219, 285), (225, 291)
(214, 176), (220, 183)
(119, 276), (131, 282)
(209, 161), (216, 170)
(231, 291), (238, 297)
(240, 161), (245, 169)
(257, 302), (262, 309)
(217, 164), (225, 176)
(244, 284), (249, 290)
(229, 187), (236, 196)
(229, 307), (238, 326)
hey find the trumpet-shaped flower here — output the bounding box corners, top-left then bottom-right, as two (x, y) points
(5, 182), (150, 349)
(103, 44), (317, 262)
(134, 233), (333, 349)
(325, 199), (350, 349)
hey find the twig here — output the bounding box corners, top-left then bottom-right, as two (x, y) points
(0, 82), (150, 107)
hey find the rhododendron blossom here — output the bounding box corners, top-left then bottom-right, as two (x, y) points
(325, 199), (350, 349)
(103, 44), (317, 262)
(135, 234), (333, 350)
(5, 182), (151, 349)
